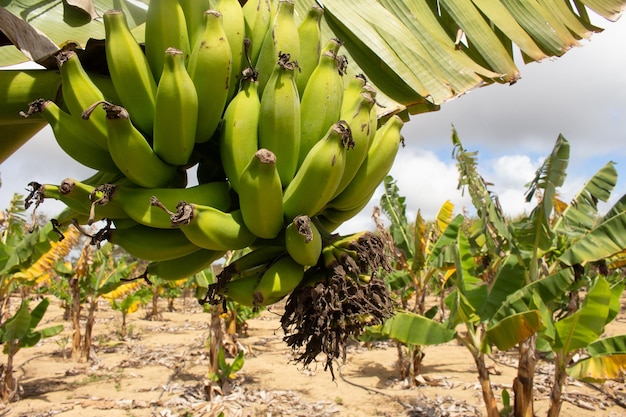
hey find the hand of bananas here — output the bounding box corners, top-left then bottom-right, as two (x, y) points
(21, 0), (404, 314)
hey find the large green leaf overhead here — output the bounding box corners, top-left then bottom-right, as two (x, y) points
(0, 0), (149, 65)
(1, 0), (624, 109)
(318, 0), (624, 114)
(0, 0), (624, 161)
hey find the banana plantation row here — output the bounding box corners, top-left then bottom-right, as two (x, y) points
(1, 132), (625, 417)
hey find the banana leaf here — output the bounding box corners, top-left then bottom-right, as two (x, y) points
(380, 175), (414, 260)
(553, 276), (610, 353)
(1, 0), (625, 159)
(479, 254), (527, 320)
(0, 0), (148, 66)
(567, 353), (626, 382)
(377, 311), (456, 346)
(600, 193), (626, 223)
(0, 298), (62, 353)
(587, 334), (626, 356)
(482, 310), (544, 352)
(559, 211), (626, 265)
(491, 268), (575, 323)
(413, 210), (426, 274)
(608, 281), (625, 323)
(553, 161), (618, 237)
(435, 200), (455, 234)
(515, 135), (569, 252)
(427, 213), (465, 268)
(452, 129), (512, 252)
(1, 0), (624, 97)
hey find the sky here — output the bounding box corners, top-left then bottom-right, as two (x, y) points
(1, 13), (625, 236)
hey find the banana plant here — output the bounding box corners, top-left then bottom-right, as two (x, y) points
(372, 130), (626, 417)
(65, 240), (138, 360)
(0, 297), (63, 402)
(1, 0), (625, 159)
(109, 285), (152, 339)
(365, 175), (457, 384)
(450, 132), (626, 417)
(0, 194), (62, 320)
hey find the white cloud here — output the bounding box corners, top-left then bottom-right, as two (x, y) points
(335, 147), (473, 234)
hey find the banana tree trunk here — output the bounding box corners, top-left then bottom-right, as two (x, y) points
(151, 286), (159, 319)
(1, 342), (17, 403)
(206, 304), (224, 399)
(70, 277), (82, 360)
(81, 296), (97, 361)
(547, 352), (572, 417)
(474, 351), (501, 417)
(514, 335), (537, 417)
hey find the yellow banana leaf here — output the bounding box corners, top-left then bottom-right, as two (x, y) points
(102, 280), (142, 300)
(482, 310), (544, 352)
(435, 200), (455, 235)
(13, 226), (80, 284)
(567, 354), (626, 382)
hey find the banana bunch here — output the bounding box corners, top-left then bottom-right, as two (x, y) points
(23, 0), (405, 307)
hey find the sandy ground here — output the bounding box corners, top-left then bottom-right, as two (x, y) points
(1, 294), (625, 417)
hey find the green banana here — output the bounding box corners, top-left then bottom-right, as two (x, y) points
(188, 10), (232, 143)
(216, 0), (245, 100)
(79, 170), (131, 187)
(103, 9), (157, 136)
(222, 245), (287, 277)
(258, 53), (300, 187)
(326, 115), (404, 212)
(238, 148), (284, 239)
(255, 0), (300, 94)
(105, 181), (232, 229)
(153, 47), (198, 166)
(85, 102), (177, 188)
(295, 4), (323, 96)
(36, 179), (127, 224)
(242, 0), (273, 65)
(298, 40), (345, 166)
(53, 206), (90, 230)
(151, 199), (256, 251)
(219, 68), (260, 192)
(32, 182), (85, 216)
(218, 269), (263, 307)
(147, 249), (225, 281)
(100, 222), (201, 261)
(20, 99), (119, 173)
(253, 254), (305, 306)
(331, 91), (377, 199)
(56, 50), (109, 150)
(285, 215), (322, 266)
(144, 0), (190, 82)
(179, 0), (212, 51)
(282, 121), (353, 221)
(316, 205), (366, 233)
(340, 74), (368, 119)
